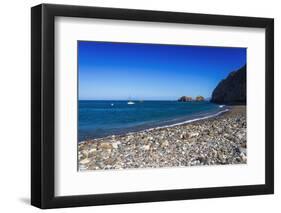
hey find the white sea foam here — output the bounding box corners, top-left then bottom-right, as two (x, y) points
(145, 109), (230, 132)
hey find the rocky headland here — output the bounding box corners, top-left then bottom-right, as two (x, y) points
(211, 65), (246, 105)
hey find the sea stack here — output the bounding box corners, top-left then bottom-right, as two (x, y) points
(211, 65), (246, 105)
(195, 96), (205, 101)
(178, 96), (192, 102)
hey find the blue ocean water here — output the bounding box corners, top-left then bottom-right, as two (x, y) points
(78, 100), (226, 141)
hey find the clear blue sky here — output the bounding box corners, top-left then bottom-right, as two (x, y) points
(78, 41), (246, 100)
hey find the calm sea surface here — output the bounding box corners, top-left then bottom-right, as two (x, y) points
(78, 100), (225, 141)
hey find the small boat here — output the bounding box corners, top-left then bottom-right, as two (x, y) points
(110, 103), (114, 106)
(127, 101), (135, 105)
(127, 97), (135, 105)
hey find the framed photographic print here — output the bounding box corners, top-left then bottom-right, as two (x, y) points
(31, 4), (274, 209)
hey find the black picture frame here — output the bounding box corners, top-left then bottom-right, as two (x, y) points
(31, 3), (274, 209)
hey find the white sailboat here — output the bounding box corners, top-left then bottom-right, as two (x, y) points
(127, 97), (135, 105)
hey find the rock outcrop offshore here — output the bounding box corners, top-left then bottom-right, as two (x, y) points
(178, 96), (192, 102)
(211, 65), (246, 105)
(178, 96), (205, 102)
(195, 96), (205, 101)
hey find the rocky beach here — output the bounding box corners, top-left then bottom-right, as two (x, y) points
(78, 106), (246, 171)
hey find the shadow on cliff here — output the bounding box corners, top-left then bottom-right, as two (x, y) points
(211, 65), (246, 105)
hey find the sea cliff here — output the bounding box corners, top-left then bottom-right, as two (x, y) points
(211, 65), (246, 105)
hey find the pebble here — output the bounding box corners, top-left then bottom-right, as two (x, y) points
(80, 158), (90, 164)
(142, 145), (150, 150)
(112, 141), (120, 149)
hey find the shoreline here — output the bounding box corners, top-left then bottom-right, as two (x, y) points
(79, 107), (230, 143)
(79, 105), (246, 171)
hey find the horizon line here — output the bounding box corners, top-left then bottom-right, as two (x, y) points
(78, 99), (211, 101)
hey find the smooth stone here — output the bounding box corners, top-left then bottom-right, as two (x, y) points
(99, 142), (113, 150)
(80, 158), (90, 164)
(112, 141), (121, 149)
(189, 132), (199, 138)
(142, 145), (150, 150)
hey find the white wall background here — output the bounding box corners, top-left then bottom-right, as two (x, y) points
(0, 0), (279, 212)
